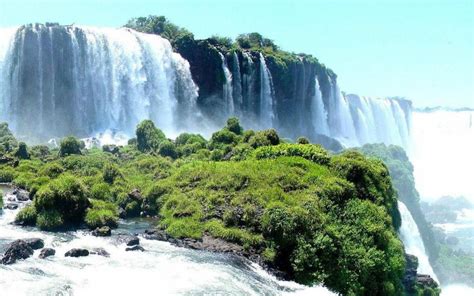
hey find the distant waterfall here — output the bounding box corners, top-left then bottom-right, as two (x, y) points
(219, 52), (234, 116)
(231, 52), (243, 115)
(0, 24), (198, 140)
(258, 53), (275, 128)
(311, 77), (329, 135)
(398, 201), (438, 281)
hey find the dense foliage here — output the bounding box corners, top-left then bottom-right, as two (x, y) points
(359, 144), (439, 260)
(0, 119), (407, 295)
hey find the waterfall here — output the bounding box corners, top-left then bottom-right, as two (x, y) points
(0, 24), (198, 140)
(218, 52), (234, 116)
(259, 53), (275, 128)
(327, 79), (358, 146)
(231, 52), (243, 115)
(311, 77), (329, 135)
(398, 201), (438, 281)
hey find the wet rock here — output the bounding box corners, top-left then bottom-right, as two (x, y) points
(90, 248), (110, 257)
(39, 248), (56, 259)
(416, 274), (438, 288)
(126, 245), (145, 252)
(3, 203), (18, 210)
(24, 238), (45, 250)
(117, 235), (140, 246)
(91, 226), (111, 237)
(128, 189), (143, 202)
(118, 207), (127, 219)
(13, 188), (30, 201)
(64, 248), (89, 257)
(1, 239), (34, 264)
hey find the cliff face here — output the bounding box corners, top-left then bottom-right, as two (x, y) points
(174, 36), (336, 142)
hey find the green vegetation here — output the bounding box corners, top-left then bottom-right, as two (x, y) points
(0, 119), (408, 295)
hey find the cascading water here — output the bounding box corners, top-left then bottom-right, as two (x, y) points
(231, 52), (243, 115)
(311, 77), (329, 136)
(0, 185), (335, 296)
(0, 24), (198, 141)
(218, 52), (234, 116)
(258, 53), (275, 128)
(327, 80), (358, 146)
(398, 201), (438, 281)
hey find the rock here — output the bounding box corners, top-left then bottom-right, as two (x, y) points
(91, 226), (111, 237)
(1, 240), (34, 264)
(39, 248), (56, 259)
(64, 248), (89, 257)
(117, 235), (140, 246)
(118, 207), (127, 219)
(90, 248), (110, 257)
(446, 236), (459, 246)
(3, 203), (18, 210)
(416, 274), (438, 288)
(13, 188), (30, 201)
(24, 238), (45, 250)
(126, 245), (145, 252)
(128, 189), (143, 202)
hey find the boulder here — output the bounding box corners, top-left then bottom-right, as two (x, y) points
(117, 235), (140, 246)
(126, 245), (145, 252)
(39, 248), (56, 259)
(24, 238), (45, 250)
(64, 248), (89, 257)
(90, 248), (110, 257)
(3, 203), (18, 210)
(91, 226), (111, 237)
(13, 188), (30, 201)
(102, 144), (120, 154)
(1, 240), (34, 264)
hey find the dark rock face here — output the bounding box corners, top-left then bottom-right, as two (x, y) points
(1, 240), (34, 264)
(117, 235), (140, 246)
(65, 248), (89, 257)
(403, 253), (439, 295)
(92, 226), (112, 237)
(24, 238), (45, 250)
(39, 248), (56, 259)
(102, 144), (120, 154)
(125, 245), (145, 252)
(90, 248), (110, 257)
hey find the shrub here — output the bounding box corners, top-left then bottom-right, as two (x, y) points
(158, 140), (178, 159)
(103, 163), (123, 184)
(296, 137), (310, 144)
(34, 174), (90, 228)
(36, 210), (63, 230)
(39, 163), (64, 178)
(59, 136), (82, 157)
(254, 143), (330, 165)
(0, 167), (15, 182)
(85, 199), (119, 229)
(248, 129), (280, 148)
(15, 204), (37, 226)
(136, 120), (166, 152)
(91, 182), (112, 201)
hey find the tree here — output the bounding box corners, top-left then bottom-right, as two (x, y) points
(136, 120), (166, 153)
(14, 142), (30, 159)
(59, 136), (82, 157)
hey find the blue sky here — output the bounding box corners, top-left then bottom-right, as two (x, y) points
(0, 0), (472, 108)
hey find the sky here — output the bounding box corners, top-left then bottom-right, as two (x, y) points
(0, 0), (472, 108)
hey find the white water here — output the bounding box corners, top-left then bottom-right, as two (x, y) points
(258, 53), (275, 128)
(219, 52), (234, 116)
(0, 187), (335, 296)
(398, 201), (438, 281)
(311, 78), (329, 136)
